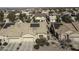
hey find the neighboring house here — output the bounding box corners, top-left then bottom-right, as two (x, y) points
(59, 32), (79, 50)
(69, 33), (79, 50)
(41, 9), (50, 15)
(34, 13), (47, 22)
(21, 10), (31, 16)
(15, 13), (20, 19)
(49, 15), (57, 23)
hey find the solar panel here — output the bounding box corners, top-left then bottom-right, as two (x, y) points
(30, 23), (40, 27)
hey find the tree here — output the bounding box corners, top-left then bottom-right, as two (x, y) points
(60, 40), (66, 49)
(35, 38), (48, 46)
(56, 15), (61, 23)
(55, 32), (59, 39)
(26, 16), (31, 23)
(76, 13), (79, 21)
(0, 11), (4, 22)
(19, 13), (27, 22)
(62, 14), (73, 23)
(35, 38), (44, 46)
(7, 12), (16, 22)
(49, 27), (56, 36)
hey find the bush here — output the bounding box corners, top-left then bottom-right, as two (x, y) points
(45, 42), (50, 46)
(40, 43), (44, 46)
(55, 32), (59, 39)
(35, 38), (46, 44)
(61, 15), (72, 23)
(69, 44), (72, 48)
(17, 47), (19, 50)
(40, 38), (46, 43)
(71, 47), (79, 51)
(34, 45), (39, 49)
(35, 38), (40, 44)
(3, 42), (8, 46)
(19, 43), (22, 46)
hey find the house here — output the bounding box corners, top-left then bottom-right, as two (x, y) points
(69, 33), (79, 50)
(41, 9), (50, 15)
(0, 21), (47, 42)
(34, 13), (47, 22)
(21, 10), (31, 16)
(30, 21), (47, 40)
(49, 15), (57, 23)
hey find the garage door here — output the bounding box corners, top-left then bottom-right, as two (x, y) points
(22, 34), (34, 42)
(8, 37), (20, 43)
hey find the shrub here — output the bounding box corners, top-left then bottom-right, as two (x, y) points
(3, 42), (8, 46)
(45, 42), (50, 46)
(35, 38), (40, 44)
(17, 47), (19, 50)
(34, 45), (39, 49)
